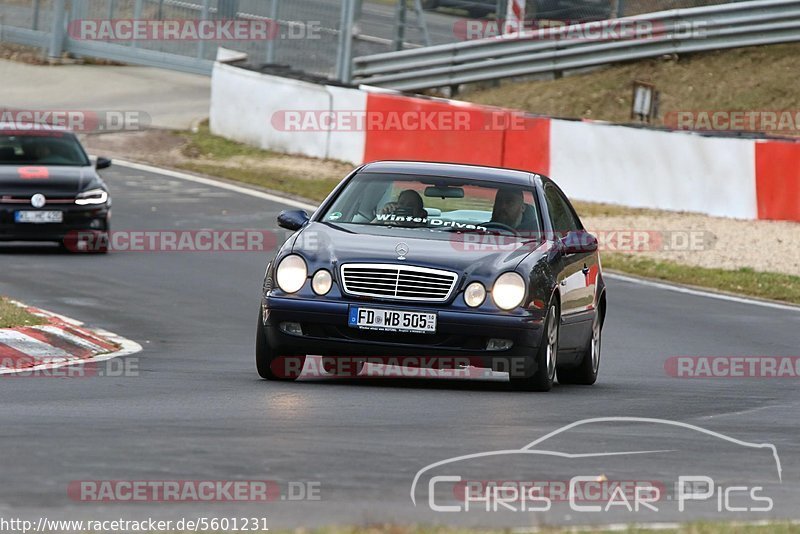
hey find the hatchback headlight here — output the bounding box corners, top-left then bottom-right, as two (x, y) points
(312, 269), (333, 295)
(75, 188), (108, 205)
(276, 255), (307, 294)
(492, 272), (526, 310)
(464, 282), (486, 308)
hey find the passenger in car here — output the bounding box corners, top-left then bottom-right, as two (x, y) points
(379, 189), (428, 219)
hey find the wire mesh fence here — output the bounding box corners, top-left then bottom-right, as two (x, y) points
(0, 0), (746, 79)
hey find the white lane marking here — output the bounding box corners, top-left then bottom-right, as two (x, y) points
(606, 272), (800, 312)
(113, 159), (318, 211)
(0, 331), (72, 361)
(112, 160), (799, 314)
(35, 325), (106, 352)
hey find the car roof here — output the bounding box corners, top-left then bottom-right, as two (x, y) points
(360, 161), (538, 187)
(0, 122), (73, 135)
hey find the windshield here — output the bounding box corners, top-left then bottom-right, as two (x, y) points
(319, 172), (542, 238)
(0, 132), (90, 166)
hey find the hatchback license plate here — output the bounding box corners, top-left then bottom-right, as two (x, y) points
(348, 307), (437, 334)
(15, 211), (63, 224)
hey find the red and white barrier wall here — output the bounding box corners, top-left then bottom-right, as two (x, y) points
(210, 60), (800, 222)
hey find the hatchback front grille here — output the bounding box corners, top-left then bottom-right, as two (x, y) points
(340, 264), (458, 302)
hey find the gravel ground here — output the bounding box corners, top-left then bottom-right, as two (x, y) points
(584, 213), (800, 275)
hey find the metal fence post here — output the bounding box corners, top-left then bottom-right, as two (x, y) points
(32, 0), (40, 30)
(616, 0), (626, 18)
(336, 0), (353, 82)
(132, 0), (143, 49)
(108, 0), (117, 20)
(343, 0), (357, 83)
(48, 0), (67, 59)
(266, 0), (280, 64)
(198, 0), (211, 59)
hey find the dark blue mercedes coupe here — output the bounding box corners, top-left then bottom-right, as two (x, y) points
(257, 161), (606, 391)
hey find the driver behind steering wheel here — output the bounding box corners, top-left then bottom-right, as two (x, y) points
(490, 188), (525, 232)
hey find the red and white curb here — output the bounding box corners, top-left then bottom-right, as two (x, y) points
(0, 300), (142, 375)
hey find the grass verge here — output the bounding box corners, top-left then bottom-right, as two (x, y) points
(176, 125), (346, 203)
(0, 298), (44, 328)
(462, 42), (800, 136)
(603, 253), (800, 305)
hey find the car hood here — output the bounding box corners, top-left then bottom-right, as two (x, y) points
(294, 222), (538, 278)
(0, 165), (98, 195)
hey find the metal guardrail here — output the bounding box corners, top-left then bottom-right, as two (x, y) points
(353, 0), (800, 91)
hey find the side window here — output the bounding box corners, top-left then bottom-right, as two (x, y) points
(544, 184), (581, 234)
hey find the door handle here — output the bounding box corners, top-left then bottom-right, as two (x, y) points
(582, 264), (590, 276)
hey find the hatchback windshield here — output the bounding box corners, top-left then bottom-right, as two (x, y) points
(0, 132), (90, 166)
(320, 173), (541, 237)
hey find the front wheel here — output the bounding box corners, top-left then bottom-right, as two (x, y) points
(558, 310), (602, 385)
(509, 301), (559, 392)
(256, 309), (305, 381)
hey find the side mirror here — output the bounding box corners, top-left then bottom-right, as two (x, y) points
(561, 230), (598, 255)
(96, 157), (112, 170)
(277, 209), (310, 231)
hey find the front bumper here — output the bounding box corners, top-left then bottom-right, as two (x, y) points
(0, 205), (109, 242)
(262, 295), (545, 367)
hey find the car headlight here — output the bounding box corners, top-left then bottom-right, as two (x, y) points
(464, 282), (486, 308)
(276, 254), (307, 294)
(312, 269), (332, 295)
(492, 272), (526, 310)
(75, 188), (108, 205)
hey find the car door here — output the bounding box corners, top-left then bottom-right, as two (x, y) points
(543, 183), (596, 350)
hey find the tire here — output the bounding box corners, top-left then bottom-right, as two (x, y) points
(322, 357), (365, 377)
(256, 309), (305, 381)
(557, 309), (602, 385)
(509, 301), (559, 392)
(421, 0), (439, 10)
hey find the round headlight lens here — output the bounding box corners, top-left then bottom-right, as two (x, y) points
(312, 269), (333, 295)
(464, 282), (486, 308)
(492, 272), (526, 311)
(276, 254), (307, 294)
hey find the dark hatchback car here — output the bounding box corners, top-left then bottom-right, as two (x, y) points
(257, 162), (606, 392)
(0, 126), (112, 252)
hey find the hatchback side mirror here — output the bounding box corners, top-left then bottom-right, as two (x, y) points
(277, 210), (310, 231)
(96, 157), (112, 170)
(561, 230), (598, 255)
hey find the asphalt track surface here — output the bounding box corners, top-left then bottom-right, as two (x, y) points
(0, 163), (799, 529)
